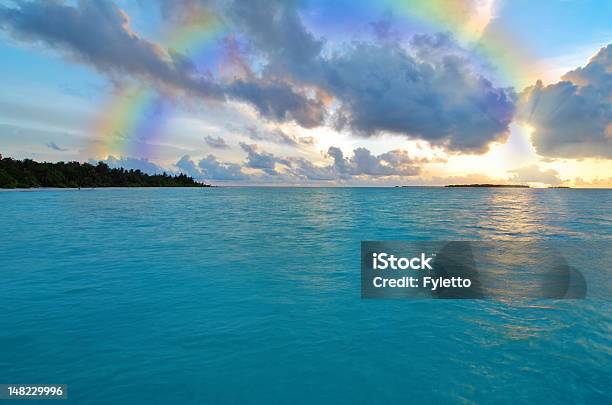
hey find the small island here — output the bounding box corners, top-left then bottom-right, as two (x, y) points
(0, 157), (209, 188)
(445, 184), (530, 188)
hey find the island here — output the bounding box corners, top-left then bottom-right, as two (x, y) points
(445, 184), (530, 188)
(0, 157), (209, 188)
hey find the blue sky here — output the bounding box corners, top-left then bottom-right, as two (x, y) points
(497, 0), (610, 57)
(0, 0), (610, 186)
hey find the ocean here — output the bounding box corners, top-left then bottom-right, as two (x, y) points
(1, 187), (611, 404)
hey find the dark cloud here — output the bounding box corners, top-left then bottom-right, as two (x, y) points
(0, 0), (323, 127)
(204, 135), (229, 149)
(509, 164), (563, 186)
(228, 79), (324, 128)
(226, 0), (515, 153)
(228, 0), (323, 79)
(318, 43), (515, 153)
(0, 0), (223, 98)
(46, 141), (68, 151)
(230, 1), (515, 152)
(2, 1), (519, 154)
(518, 44), (611, 158)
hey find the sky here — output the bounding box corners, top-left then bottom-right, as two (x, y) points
(0, 0), (610, 186)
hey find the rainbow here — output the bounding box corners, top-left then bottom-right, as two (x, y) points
(89, 0), (533, 160)
(380, 0), (533, 86)
(89, 5), (225, 159)
(310, 0), (532, 86)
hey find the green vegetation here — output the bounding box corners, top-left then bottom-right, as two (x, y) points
(0, 157), (209, 188)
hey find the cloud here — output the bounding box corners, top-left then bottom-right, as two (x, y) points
(228, 1), (515, 153)
(152, 0), (202, 22)
(197, 155), (249, 180)
(288, 157), (337, 181)
(298, 136), (314, 145)
(336, 147), (422, 176)
(88, 154), (251, 183)
(508, 164), (563, 186)
(204, 135), (229, 149)
(290, 146), (424, 180)
(2, 1), (516, 154)
(410, 32), (472, 65)
(370, 16), (395, 42)
(0, 0), (223, 98)
(573, 177), (612, 188)
(46, 141), (68, 151)
(176, 154), (249, 181)
(518, 44), (611, 158)
(244, 126), (300, 146)
(175, 154), (201, 177)
(228, 79), (325, 128)
(239, 142), (289, 175)
(94, 155), (165, 174)
(178, 142), (425, 183)
(562, 44), (611, 90)
(0, 0), (323, 128)
(319, 43), (515, 153)
(228, 0), (323, 79)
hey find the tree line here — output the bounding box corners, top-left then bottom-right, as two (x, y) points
(0, 157), (210, 188)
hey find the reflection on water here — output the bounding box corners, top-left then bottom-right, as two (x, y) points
(478, 189), (589, 239)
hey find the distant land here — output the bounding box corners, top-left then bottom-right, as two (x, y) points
(0, 157), (209, 188)
(445, 184), (530, 188)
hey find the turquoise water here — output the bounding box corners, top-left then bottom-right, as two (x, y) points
(1, 187), (611, 404)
